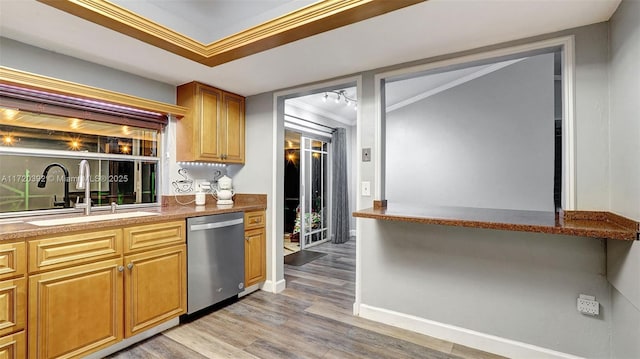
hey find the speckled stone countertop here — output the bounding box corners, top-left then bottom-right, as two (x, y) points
(353, 202), (639, 241)
(0, 194), (266, 241)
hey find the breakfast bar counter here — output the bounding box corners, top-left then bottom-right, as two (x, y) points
(353, 202), (639, 241)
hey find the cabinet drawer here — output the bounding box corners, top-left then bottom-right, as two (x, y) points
(0, 242), (26, 280)
(124, 221), (185, 253)
(0, 330), (25, 359)
(29, 229), (122, 273)
(244, 211), (265, 230)
(0, 277), (26, 337)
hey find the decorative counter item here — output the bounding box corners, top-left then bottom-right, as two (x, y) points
(214, 175), (235, 205)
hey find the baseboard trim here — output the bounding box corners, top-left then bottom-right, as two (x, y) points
(353, 301), (360, 315)
(84, 317), (179, 359)
(239, 282), (262, 297)
(262, 278), (286, 293)
(359, 304), (581, 359)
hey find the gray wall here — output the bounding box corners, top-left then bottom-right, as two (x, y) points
(386, 54), (554, 211)
(230, 92), (282, 287)
(606, 0), (640, 358)
(362, 223), (610, 357)
(0, 37), (175, 104)
(235, 19), (611, 357)
(357, 22), (614, 357)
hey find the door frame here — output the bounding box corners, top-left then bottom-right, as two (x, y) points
(270, 76), (361, 293)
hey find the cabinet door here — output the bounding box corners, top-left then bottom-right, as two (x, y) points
(221, 92), (245, 164)
(0, 330), (26, 359)
(198, 85), (223, 160)
(124, 245), (186, 337)
(244, 228), (266, 287)
(0, 277), (26, 337)
(28, 259), (123, 359)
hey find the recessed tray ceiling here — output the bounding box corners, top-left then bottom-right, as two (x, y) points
(110, 0), (317, 44)
(36, 0), (425, 67)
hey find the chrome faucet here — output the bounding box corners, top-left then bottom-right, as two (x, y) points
(76, 160), (91, 215)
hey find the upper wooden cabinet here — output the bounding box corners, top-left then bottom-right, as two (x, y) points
(176, 81), (245, 163)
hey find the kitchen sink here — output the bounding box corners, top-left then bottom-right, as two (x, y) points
(27, 211), (160, 226)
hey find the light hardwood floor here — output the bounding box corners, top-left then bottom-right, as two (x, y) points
(107, 239), (505, 359)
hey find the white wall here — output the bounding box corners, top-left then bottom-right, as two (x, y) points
(606, 0), (640, 358)
(386, 53), (555, 211)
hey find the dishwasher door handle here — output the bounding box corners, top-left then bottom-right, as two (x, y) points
(189, 218), (244, 232)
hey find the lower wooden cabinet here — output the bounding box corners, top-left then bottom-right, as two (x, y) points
(0, 241), (27, 359)
(244, 211), (266, 287)
(0, 330), (26, 359)
(28, 258), (123, 359)
(0, 275), (26, 338)
(124, 245), (186, 337)
(27, 221), (186, 359)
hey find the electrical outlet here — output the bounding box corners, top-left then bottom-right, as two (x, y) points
(577, 294), (599, 316)
(361, 181), (371, 196)
(362, 148), (371, 162)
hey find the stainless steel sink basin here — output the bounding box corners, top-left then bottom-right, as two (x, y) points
(27, 211), (160, 226)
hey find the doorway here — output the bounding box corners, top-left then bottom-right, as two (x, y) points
(284, 130), (331, 255)
(276, 81), (358, 279)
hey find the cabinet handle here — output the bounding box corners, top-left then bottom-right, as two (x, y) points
(127, 263), (134, 270)
(118, 266), (124, 272)
(245, 237), (250, 242)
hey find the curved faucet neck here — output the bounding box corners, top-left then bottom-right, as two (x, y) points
(40, 163), (71, 208)
(77, 160), (91, 215)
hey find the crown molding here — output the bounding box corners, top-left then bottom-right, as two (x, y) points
(0, 66), (187, 117)
(37, 0), (425, 67)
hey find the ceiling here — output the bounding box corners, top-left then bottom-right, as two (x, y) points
(110, 0), (317, 44)
(287, 87), (359, 126)
(0, 0), (621, 98)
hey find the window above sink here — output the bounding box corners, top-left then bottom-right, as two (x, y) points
(0, 102), (162, 215)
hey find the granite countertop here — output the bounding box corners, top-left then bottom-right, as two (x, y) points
(0, 194), (266, 241)
(353, 202), (639, 241)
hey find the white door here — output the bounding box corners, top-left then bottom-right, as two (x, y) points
(300, 136), (330, 249)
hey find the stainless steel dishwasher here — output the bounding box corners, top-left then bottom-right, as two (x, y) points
(186, 212), (245, 314)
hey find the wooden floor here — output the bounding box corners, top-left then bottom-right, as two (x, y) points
(108, 239), (505, 359)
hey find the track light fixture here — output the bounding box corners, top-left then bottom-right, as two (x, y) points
(322, 90), (357, 110)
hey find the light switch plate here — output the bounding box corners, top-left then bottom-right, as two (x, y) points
(361, 181), (371, 196)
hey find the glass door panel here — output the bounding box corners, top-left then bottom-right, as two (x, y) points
(300, 137), (330, 249)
